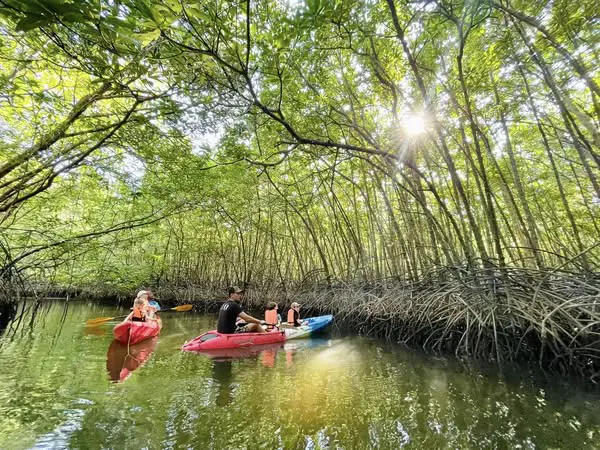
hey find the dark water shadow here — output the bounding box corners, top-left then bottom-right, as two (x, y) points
(0, 299), (55, 351)
(212, 360), (234, 406)
(0, 300), (17, 334)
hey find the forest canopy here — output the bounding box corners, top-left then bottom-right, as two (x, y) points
(0, 0), (598, 292)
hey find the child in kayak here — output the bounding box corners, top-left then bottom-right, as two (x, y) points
(128, 295), (148, 322)
(264, 302), (281, 330)
(127, 291), (159, 323)
(287, 302), (305, 327)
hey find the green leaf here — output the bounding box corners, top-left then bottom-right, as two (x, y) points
(104, 16), (136, 31)
(15, 15), (51, 31)
(135, 0), (156, 21)
(61, 12), (85, 23)
(136, 28), (161, 45)
(185, 5), (210, 21)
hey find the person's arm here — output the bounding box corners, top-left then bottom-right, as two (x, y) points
(146, 303), (159, 318)
(239, 311), (265, 325)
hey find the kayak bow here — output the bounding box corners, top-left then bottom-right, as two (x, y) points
(284, 315), (333, 340)
(113, 317), (162, 345)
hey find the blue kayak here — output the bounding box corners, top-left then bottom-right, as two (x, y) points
(284, 315), (333, 340)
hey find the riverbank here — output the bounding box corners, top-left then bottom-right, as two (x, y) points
(297, 267), (600, 383)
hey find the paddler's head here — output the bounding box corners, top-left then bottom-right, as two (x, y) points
(133, 297), (146, 310)
(228, 286), (245, 303)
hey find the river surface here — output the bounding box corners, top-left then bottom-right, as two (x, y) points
(0, 301), (599, 449)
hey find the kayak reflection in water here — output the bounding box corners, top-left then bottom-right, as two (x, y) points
(106, 336), (158, 383)
(217, 286), (266, 334)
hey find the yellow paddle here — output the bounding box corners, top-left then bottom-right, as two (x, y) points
(85, 304), (193, 327)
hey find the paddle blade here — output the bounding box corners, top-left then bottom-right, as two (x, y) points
(170, 304), (193, 312)
(85, 316), (115, 327)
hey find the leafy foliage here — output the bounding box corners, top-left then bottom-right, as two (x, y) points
(0, 0), (598, 292)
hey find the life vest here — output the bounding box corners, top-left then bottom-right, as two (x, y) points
(287, 309), (298, 326)
(132, 305), (146, 321)
(265, 309), (278, 325)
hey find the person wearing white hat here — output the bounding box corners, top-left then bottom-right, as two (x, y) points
(287, 302), (303, 327)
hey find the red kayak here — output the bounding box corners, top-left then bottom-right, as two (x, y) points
(113, 317), (162, 345)
(182, 329), (285, 352)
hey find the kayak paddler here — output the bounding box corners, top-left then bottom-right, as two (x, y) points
(217, 286), (266, 334)
(126, 291), (157, 323)
(287, 302), (305, 327)
(146, 290), (161, 319)
(265, 302), (282, 328)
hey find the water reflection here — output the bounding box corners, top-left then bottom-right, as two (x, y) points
(260, 346), (277, 368)
(83, 325), (107, 337)
(201, 340), (335, 407)
(0, 301), (17, 334)
(282, 338), (331, 366)
(189, 342), (284, 361)
(188, 338), (332, 368)
(2, 303), (600, 449)
(105, 337), (158, 383)
(212, 360), (234, 406)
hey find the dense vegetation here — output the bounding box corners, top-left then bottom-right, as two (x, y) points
(0, 0), (598, 377)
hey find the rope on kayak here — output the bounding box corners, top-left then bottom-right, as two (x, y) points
(127, 322), (132, 355)
(125, 321), (142, 364)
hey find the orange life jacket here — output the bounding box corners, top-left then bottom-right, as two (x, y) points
(265, 309), (278, 325)
(132, 306), (146, 320)
(287, 309), (298, 326)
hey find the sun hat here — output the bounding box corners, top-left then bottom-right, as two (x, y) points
(228, 286), (245, 295)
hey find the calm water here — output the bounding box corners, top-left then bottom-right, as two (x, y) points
(1, 301), (599, 449)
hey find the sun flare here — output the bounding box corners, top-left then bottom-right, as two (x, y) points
(402, 114), (426, 136)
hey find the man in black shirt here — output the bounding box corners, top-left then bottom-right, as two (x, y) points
(216, 286), (266, 334)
